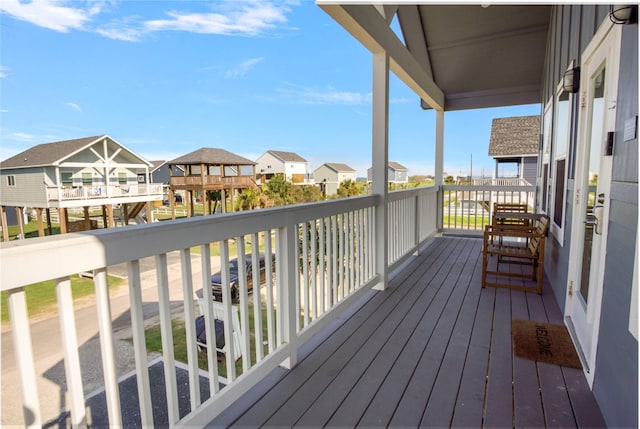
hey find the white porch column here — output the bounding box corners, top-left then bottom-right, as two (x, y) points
(372, 51), (389, 291)
(435, 109), (444, 231)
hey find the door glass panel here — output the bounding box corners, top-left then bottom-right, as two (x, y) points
(579, 66), (606, 303)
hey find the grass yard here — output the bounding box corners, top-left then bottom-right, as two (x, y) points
(1, 274), (125, 322)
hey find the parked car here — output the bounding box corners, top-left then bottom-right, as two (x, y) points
(211, 253), (274, 303)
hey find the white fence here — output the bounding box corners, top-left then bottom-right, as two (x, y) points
(1, 186), (437, 427)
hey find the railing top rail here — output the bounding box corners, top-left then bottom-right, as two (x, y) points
(388, 185), (437, 201)
(441, 184), (536, 192)
(1, 194), (378, 290)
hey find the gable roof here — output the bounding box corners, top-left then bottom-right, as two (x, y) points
(1, 135), (103, 169)
(388, 161), (408, 171)
(488, 115), (540, 158)
(169, 148), (256, 165)
(322, 163), (356, 173)
(268, 150), (307, 163)
(0, 135), (153, 170)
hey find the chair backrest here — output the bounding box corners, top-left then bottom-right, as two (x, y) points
(197, 298), (244, 359)
(528, 216), (550, 255)
(493, 203), (529, 226)
(493, 202), (528, 213)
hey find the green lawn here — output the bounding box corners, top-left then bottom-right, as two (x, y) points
(1, 274), (125, 322)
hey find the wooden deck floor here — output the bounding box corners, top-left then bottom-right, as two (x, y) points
(209, 236), (606, 428)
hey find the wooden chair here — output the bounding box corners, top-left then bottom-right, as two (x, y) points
(482, 216), (549, 294)
(492, 202), (529, 227)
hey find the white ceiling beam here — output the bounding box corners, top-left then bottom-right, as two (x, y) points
(318, 3), (445, 110)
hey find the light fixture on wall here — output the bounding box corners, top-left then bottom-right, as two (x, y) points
(609, 4), (637, 24)
(562, 66), (580, 94)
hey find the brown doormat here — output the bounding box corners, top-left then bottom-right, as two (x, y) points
(512, 319), (582, 369)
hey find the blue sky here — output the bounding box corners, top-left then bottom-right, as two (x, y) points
(0, 0), (540, 178)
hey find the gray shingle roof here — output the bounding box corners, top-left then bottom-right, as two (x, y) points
(388, 161), (408, 171)
(268, 150), (307, 163)
(0, 135), (105, 169)
(324, 163), (356, 172)
(488, 115), (540, 157)
(169, 148), (256, 165)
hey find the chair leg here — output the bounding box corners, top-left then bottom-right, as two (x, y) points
(482, 250), (488, 288)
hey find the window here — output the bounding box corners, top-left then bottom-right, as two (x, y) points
(61, 171), (73, 186)
(82, 172), (93, 186)
(209, 166), (221, 176)
(551, 83), (571, 245)
(540, 100), (553, 212)
(224, 166), (238, 176)
(7, 175), (15, 187)
(118, 172), (127, 185)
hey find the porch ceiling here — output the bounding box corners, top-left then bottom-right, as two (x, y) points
(318, 3), (551, 111)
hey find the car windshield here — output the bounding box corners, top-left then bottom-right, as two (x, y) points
(228, 260), (239, 273)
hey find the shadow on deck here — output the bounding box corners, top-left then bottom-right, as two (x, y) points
(209, 236), (605, 428)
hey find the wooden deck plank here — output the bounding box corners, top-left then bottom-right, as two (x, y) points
(388, 240), (480, 427)
(450, 284), (496, 427)
(296, 239), (470, 427)
(356, 239), (475, 428)
(420, 241), (485, 427)
(511, 290), (546, 427)
(483, 288), (514, 428)
(207, 237), (606, 429)
(292, 241), (465, 426)
(527, 291), (578, 427)
(237, 238), (455, 427)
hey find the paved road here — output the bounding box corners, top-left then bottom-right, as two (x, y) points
(1, 251), (221, 427)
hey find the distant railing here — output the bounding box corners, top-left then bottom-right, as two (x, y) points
(46, 184), (163, 201)
(441, 184), (536, 234)
(472, 177), (531, 186)
(0, 186), (437, 427)
(169, 176), (256, 188)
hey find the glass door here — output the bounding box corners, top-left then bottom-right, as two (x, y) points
(566, 22), (621, 384)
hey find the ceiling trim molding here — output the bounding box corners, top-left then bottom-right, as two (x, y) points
(319, 2), (445, 110)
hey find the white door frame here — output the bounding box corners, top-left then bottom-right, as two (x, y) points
(565, 20), (622, 386)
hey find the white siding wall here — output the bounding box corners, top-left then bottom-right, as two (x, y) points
(284, 162), (307, 179)
(256, 153), (284, 176)
(0, 169), (48, 206)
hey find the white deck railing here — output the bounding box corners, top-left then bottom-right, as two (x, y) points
(46, 183), (163, 201)
(441, 184), (536, 233)
(1, 186), (438, 427)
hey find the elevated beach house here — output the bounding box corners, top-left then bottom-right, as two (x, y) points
(255, 150), (309, 184)
(487, 115), (540, 185)
(0, 4), (636, 428)
(0, 135), (162, 239)
(313, 162), (357, 195)
(167, 147), (257, 217)
(367, 161), (409, 184)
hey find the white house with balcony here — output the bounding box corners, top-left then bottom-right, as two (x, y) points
(313, 162), (357, 195)
(0, 135), (163, 239)
(256, 150), (309, 183)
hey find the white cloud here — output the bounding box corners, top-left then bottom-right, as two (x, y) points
(1, 1), (295, 42)
(278, 83), (372, 105)
(65, 102), (82, 112)
(0, 66), (9, 79)
(143, 2), (290, 36)
(0, 0), (101, 32)
(0, 110), (8, 113)
(10, 132), (35, 141)
(95, 26), (144, 42)
(225, 57), (264, 78)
